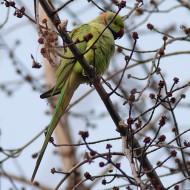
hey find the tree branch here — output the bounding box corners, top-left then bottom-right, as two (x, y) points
(38, 1), (166, 189)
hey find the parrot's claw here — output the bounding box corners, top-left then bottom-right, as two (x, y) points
(82, 65), (94, 77)
(82, 69), (88, 77)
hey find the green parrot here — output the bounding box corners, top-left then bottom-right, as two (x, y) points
(31, 11), (124, 181)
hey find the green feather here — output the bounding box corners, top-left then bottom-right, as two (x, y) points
(31, 72), (81, 181)
(31, 11), (124, 181)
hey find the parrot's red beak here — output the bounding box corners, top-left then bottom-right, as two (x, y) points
(112, 27), (124, 40)
(109, 26), (124, 40)
(118, 28), (124, 39)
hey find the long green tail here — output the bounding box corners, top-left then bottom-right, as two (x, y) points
(31, 73), (81, 181)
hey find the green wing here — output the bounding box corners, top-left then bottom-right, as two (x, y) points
(40, 24), (91, 99)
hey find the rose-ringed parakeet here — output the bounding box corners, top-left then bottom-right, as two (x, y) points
(31, 11), (124, 181)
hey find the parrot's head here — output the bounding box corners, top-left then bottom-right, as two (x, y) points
(101, 11), (124, 40)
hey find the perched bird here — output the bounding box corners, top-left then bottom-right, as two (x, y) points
(31, 11), (124, 181)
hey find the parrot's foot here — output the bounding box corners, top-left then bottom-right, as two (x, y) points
(82, 65), (96, 79)
(82, 69), (88, 77)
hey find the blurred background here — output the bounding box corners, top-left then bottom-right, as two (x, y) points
(1, 0), (190, 189)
